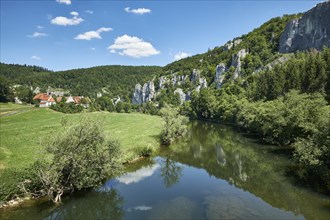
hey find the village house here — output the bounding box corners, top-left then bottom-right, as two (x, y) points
(33, 93), (56, 107)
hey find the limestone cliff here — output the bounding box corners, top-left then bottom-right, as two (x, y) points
(279, 1), (330, 53)
(132, 81), (155, 105)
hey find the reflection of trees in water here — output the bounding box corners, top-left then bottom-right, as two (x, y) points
(215, 144), (226, 166)
(160, 158), (183, 188)
(164, 121), (325, 218)
(47, 188), (124, 220)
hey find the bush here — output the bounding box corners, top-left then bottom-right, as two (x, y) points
(21, 117), (122, 203)
(159, 105), (188, 145)
(136, 146), (154, 157)
(0, 162), (43, 202)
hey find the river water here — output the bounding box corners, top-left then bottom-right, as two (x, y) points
(1, 121), (329, 219)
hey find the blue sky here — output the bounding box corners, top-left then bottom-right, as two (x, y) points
(0, 0), (322, 71)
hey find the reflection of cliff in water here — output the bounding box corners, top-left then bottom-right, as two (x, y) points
(159, 121), (329, 220)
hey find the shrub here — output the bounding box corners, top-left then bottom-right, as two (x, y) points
(136, 146), (154, 157)
(159, 105), (188, 145)
(21, 117), (122, 203)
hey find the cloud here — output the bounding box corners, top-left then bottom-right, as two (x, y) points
(85, 10), (93, 14)
(116, 164), (160, 184)
(27, 32), (48, 38)
(75, 27), (113, 40)
(31, 55), (41, 60)
(51, 12), (83, 26)
(56, 0), (71, 5)
(90, 47), (96, 51)
(108, 35), (160, 58)
(70, 11), (79, 16)
(124, 7), (151, 15)
(174, 52), (190, 61)
(37, 25), (44, 29)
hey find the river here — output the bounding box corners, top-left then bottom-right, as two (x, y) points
(1, 121), (329, 219)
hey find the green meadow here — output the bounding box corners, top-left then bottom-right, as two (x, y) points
(0, 103), (163, 170)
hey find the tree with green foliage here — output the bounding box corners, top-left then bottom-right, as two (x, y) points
(0, 76), (13, 102)
(23, 117), (122, 203)
(159, 105), (188, 145)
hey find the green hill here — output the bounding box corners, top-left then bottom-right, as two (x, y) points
(0, 64), (163, 100)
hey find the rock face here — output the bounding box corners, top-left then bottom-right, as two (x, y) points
(279, 1), (330, 53)
(132, 84), (143, 104)
(190, 69), (200, 84)
(190, 69), (208, 92)
(231, 49), (248, 79)
(171, 74), (188, 86)
(215, 63), (226, 89)
(159, 76), (166, 89)
(132, 81), (155, 105)
(133, 69), (207, 104)
(223, 38), (242, 51)
(174, 88), (186, 104)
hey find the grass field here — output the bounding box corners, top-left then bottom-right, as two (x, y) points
(0, 103), (163, 170)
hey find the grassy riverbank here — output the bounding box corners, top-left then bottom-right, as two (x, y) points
(0, 103), (163, 170)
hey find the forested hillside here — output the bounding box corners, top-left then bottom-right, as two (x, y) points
(0, 64), (163, 100)
(163, 14), (299, 84)
(157, 7), (330, 194)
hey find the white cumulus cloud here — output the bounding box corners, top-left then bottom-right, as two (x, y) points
(174, 52), (190, 61)
(70, 11), (79, 16)
(85, 10), (93, 14)
(31, 55), (41, 60)
(56, 0), (71, 5)
(124, 7), (151, 15)
(108, 35), (160, 58)
(51, 12), (83, 26)
(75, 27), (113, 40)
(27, 32), (48, 38)
(37, 25), (44, 29)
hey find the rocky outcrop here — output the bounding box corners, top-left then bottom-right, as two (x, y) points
(190, 69), (208, 91)
(142, 81), (155, 102)
(223, 38), (242, 51)
(171, 74), (188, 86)
(132, 84), (142, 104)
(174, 88), (187, 104)
(190, 69), (200, 84)
(231, 49), (248, 78)
(264, 54), (292, 70)
(132, 81), (155, 105)
(159, 76), (166, 89)
(279, 1), (330, 53)
(133, 69), (207, 104)
(195, 77), (208, 92)
(215, 63), (226, 89)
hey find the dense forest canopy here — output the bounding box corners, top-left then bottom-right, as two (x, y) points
(0, 64), (164, 100)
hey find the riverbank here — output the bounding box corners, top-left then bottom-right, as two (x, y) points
(0, 104), (163, 203)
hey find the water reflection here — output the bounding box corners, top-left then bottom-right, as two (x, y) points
(160, 121), (330, 220)
(0, 188), (124, 220)
(149, 196), (201, 219)
(1, 121), (329, 220)
(117, 163), (160, 185)
(160, 158), (183, 188)
(215, 144), (226, 166)
(47, 188), (124, 220)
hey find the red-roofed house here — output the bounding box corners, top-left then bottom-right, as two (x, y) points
(33, 93), (56, 107)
